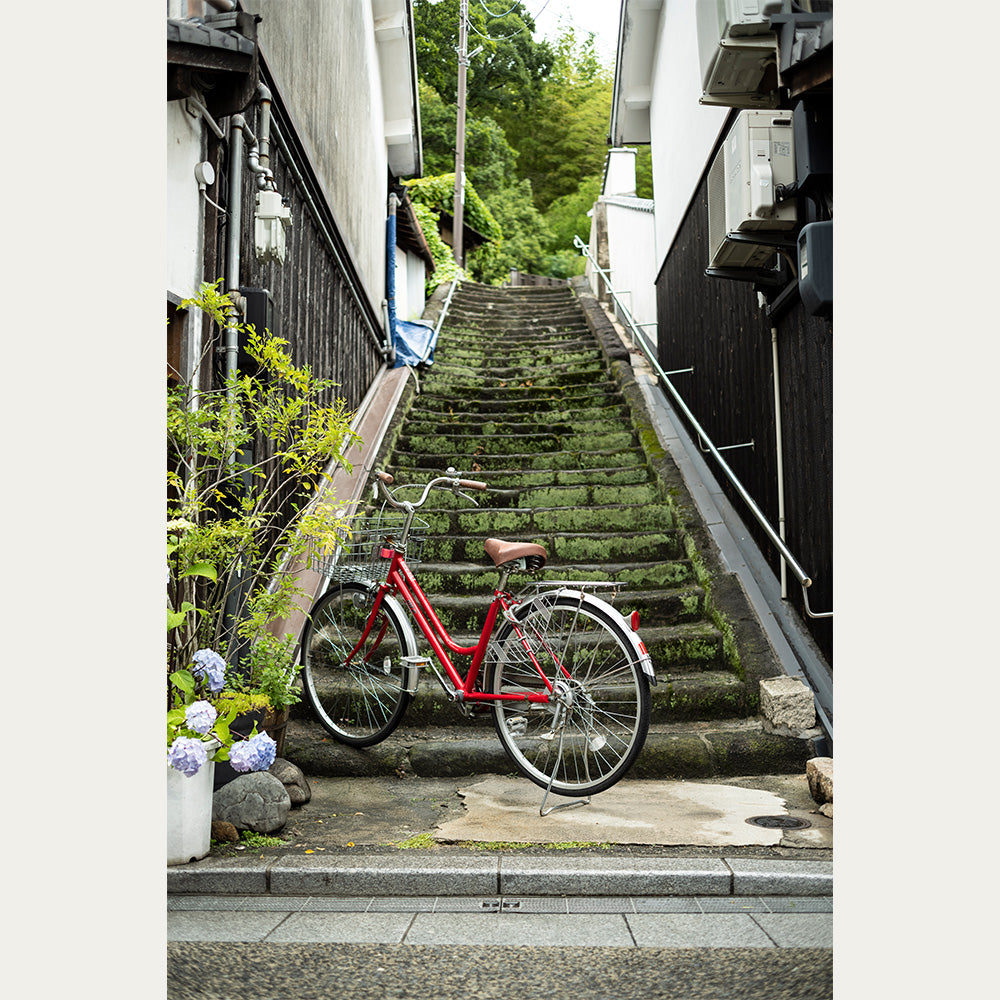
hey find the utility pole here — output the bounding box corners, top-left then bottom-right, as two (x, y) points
(452, 0), (469, 268)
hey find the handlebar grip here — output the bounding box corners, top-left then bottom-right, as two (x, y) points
(457, 479), (487, 490)
(376, 471), (394, 485)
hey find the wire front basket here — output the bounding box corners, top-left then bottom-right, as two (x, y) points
(310, 508), (428, 583)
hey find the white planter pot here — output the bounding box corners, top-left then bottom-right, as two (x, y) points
(167, 758), (216, 865)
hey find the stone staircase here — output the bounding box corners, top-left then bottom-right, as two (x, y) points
(285, 280), (816, 782)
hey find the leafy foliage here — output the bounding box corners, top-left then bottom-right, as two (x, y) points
(167, 282), (361, 688)
(413, 0), (552, 116)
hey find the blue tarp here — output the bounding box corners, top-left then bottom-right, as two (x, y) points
(393, 319), (438, 368)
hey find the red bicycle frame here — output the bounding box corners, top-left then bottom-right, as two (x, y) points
(354, 543), (556, 707)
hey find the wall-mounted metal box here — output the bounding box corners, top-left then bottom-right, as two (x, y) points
(797, 221), (832, 317)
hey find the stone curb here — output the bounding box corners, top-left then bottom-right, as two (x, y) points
(167, 855), (832, 898)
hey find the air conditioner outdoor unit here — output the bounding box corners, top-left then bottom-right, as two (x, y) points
(696, 0), (781, 108)
(707, 109), (797, 270)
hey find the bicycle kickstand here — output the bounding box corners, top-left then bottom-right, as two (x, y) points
(539, 725), (592, 817)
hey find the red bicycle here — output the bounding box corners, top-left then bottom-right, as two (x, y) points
(300, 470), (654, 805)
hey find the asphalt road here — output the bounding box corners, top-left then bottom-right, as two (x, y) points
(167, 942), (833, 999)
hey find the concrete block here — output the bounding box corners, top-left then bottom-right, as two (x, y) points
(759, 676), (816, 730)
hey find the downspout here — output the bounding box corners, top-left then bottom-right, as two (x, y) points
(386, 192), (399, 363)
(771, 326), (787, 599)
(224, 115), (246, 384)
(222, 113), (246, 659)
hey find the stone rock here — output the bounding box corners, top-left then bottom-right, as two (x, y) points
(819, 802), (833, 818)
(212, 771), (291, 833)
(269, 757), (312, 806)
(806, 756), (834, 804)
(759, 676), (816, 730)
(210, 820), (239, 843)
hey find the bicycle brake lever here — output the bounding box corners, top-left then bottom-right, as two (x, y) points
(453, 488), (480, 506)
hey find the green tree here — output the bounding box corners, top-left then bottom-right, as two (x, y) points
(473, 178), (551, 283)
(413, 0), (552, 118)
(418, 80), (518, 202)
(503, 28), (614, 212)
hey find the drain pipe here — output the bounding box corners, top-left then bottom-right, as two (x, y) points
(771, 327), (787, 599)
(223, 115), (247, 383)
(386, 193), (399, 362)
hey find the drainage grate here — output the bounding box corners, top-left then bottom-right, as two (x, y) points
(746, 815), (811, 829)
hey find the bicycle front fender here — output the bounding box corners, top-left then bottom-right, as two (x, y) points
(513, 588), (657, 685)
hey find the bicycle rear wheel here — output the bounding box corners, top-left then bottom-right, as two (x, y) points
(300, 582), (415, 747)
(487, 592), (650, 797)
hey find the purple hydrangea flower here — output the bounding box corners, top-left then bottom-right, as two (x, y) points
(228, 731), (277, 773)
(191, 648), (226, 694)
(167, 736), (208, 777)
(184, 700), (217, 735)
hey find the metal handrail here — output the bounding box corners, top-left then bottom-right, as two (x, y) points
(574, 236), (831, 619)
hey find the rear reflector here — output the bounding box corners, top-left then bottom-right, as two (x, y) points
(630, 611), (641, 631)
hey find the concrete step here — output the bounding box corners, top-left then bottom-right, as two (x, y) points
(282, 716), (816, 781)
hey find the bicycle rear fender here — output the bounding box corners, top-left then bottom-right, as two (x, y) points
(515, 588), (657, 685)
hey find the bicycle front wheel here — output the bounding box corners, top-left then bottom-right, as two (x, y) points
(488, 592), (650, 797)
(300, 582), (415, 747)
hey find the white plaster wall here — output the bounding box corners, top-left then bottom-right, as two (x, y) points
(166, 100), (205, 300)
(605, 202), (657, 346)
(648, 1), (729, 265)
(404, 254), (426, 321)
(242, 1), (393, 311)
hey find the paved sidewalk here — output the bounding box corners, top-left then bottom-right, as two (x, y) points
(168, 892), (832, 948)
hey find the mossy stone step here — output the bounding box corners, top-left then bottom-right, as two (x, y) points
(416, 381), (621, 405)
(388, 465), (652, 488)
(427, 359), (604, 385)
(389, 583), (706, 633)
(391, 448), (647, 473)
(439, 336), (600, 357)
(403, 416), (630, 438)
(411, 559), (695, 596)
(283, 716), (814, 780)
(400, 420), (638, 454)
(395, 430), (638, 456)
(408, 403), (633, 424)
(422, 527), (681, 562)
(419, 367), (607, 390)
(300, 669), (747, 728)
(422, 501), (676, 535)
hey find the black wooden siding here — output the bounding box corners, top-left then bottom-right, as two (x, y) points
(655, 159), (833, 662)
(207, 66), (391, 575)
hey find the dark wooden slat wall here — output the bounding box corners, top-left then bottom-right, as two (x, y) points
(212, 97), (387, 567)
(655, 180), (833, 662)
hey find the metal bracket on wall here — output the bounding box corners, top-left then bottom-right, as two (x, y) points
(698, 434), (754, 454)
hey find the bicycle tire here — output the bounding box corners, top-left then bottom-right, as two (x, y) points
(487, 592), (650, 797)
(300, 582), (415, 747)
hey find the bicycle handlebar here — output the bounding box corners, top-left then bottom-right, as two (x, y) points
(374, 470), (487, 511)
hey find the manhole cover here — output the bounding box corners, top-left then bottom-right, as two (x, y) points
(746, 815), (811, 830)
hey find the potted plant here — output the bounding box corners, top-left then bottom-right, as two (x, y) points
(166, 281), (361, 861)
(167, 647), (277, 865)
